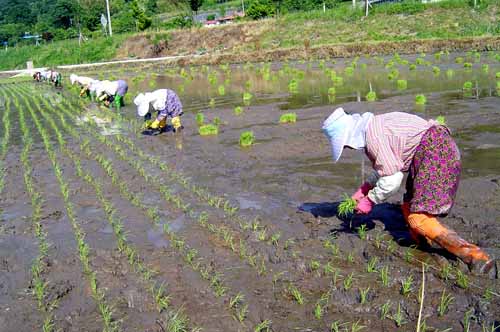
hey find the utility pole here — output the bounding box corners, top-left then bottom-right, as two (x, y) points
(106, 0), (113, 36)
(241, 0), (245, 15)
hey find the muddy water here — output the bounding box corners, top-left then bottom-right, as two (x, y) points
(2, 53), (500, 332)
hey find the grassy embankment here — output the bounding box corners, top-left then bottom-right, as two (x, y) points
(0, 0), (498, 70)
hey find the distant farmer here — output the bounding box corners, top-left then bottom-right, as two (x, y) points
(96, 80), (128, 110)
(133, 89), (183, 133)
(33, 70), (48, 82)
(48, 70), (62, 87)
(322, 108), (493, 273)
(70, 74), (98, 99)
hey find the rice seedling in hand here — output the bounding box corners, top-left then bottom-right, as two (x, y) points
(239, 131), (255, 147)
(415, 94), (427, 105)
(279, 113), (297, 124)
(199, 124), (219, 136)
(338, 194), (356, 217)
(437, 289), (454, 317)
(365, 91), (377, 102)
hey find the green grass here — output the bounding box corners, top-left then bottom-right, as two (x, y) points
(0, 35), (127, 70)
(279, 113), (297, 124)
(199, 124), (219, 136)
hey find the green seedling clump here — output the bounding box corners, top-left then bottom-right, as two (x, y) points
(288, 79), (299, 94)
(415, 94), (427, 105)
(196, 112), (204, 126)
(213, 116), (221, 126)
(239, 131), (255, 147)
(482, 64), (489, 73)
(436, 116), (446, 125)
(338, 194), (356, 217)
(218, 85), (225, 96)
(496, 81), (500, 93)
(388, 69), (399, 80)
(333, 76), (344, 86)
(432, 66), (441, 75)
(234, 106), (243, 116)
(279, 113), (297, 124)
(397, 80), (407, 90)
(345, 66), (354, 75)
(328, 87), (336, 95)
(409, 64), (417, 71)
(495, 72), (500, 79)
(366, 91), (377, 102)
(199, 124), (219, 136)
(455, 57), (464, 64)
(463, 62), (472, 69)
(243, 92), (253, 102)
(463, 81), (473, 90)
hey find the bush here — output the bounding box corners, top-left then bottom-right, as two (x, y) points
(246, 0), (276, 20)
(163, 15), (193, 30)
(372, 1), (426, 15)
(206, 14), (216, 21)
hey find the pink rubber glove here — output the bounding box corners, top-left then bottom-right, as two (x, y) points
(355, 196), (374, 214)
(352, 182), (374, 202)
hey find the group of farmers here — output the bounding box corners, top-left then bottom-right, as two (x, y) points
(32, 72), (184, 133)
(32, 69), (493, 273)
(33, 69), (62, 87)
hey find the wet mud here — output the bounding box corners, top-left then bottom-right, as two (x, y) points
(1, 53), (499, 332)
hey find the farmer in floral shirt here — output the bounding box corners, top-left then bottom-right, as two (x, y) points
(133, 89), (183, 133)
(323, 108), (493, 273)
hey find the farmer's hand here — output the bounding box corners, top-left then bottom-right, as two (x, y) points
(150, 119), (160, 129)
(352, 182), (373, 202)
(355, 196), (374, 214)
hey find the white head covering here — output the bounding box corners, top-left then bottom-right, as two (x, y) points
(134, 93), (152, 116)
(322, 107), (374, 162)
(89, 80), (100, 93)
(70, 74), (78, 85)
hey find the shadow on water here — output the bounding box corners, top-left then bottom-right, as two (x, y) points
(298, 201), (455, 258)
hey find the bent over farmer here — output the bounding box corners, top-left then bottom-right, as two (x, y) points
(70, 74), (98, 99)
(133, 89), (183, 133)
(96, 80), (129, 110)
(322, 108), (493, 273)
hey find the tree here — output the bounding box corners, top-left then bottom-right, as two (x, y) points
(189, 0), (203, 13)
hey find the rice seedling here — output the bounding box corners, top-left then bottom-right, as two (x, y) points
(390, 303), (406, 327)
(365, 91), (377, 102)
(379, 266), (390, 287)
(218, 85), (225, 96)
(347, 253), (354, 263)
(279, 113), (297, 124)
(463, 81), (473, 90)
(437, 289), (454, 317)
(455, 57), (464, 64)
(409, 64), (417, 70)
(359, 287), (370, 304)
(328, 87), (336, 95)
(243, 91), (253, 103)
(415, 94), (427, 105)
(333, 76), (344, 86)
(388, 69), (399, 80)
(455, 269), (469, 289)
(198, 124), (219, 136)
(432, 66), (441, 75)
(367, 256), (378, 273)
(343, 272), (354, 290)
(416, 58), (425, 65)
(330, 321), (349, 332)
(288, 284), (304, 304)
(234, 106), (243, 115)
(345, 66), (354, 76)
(338, 194), (356, 217)
(356, 224), (367, 240)
(400, 275), (413, 296)
(397, 79), (407, 90)
(209, 98), (216, 108)
(462, 309), (474, 332)
(436, 115), (446, 125)
(195, 112), (204, 126)
(446, 69), (454, 78)
(496, 72), (500, 79)
(254, 320), (272, 332)
(239, 131), (255, 147)
(380, 301), (391, 319)
(310, 259), (321, 271)
(463, 62), (473, 69)
(482, 64), (489, 72)
(288, 78), (299, 94)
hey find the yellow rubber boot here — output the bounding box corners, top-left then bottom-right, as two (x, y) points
(172, 116), (182, 131)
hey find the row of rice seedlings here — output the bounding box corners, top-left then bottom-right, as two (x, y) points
(32, 100), (200, 331)
(0, 87), (11, 196)
(11, 90), (57, 332)
(21, 90), (120, 332)
(37, 97), (251, 326)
